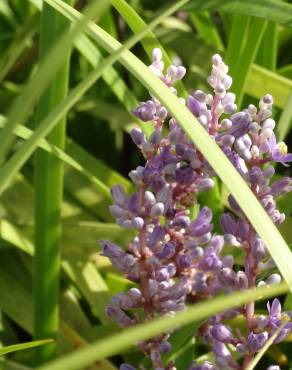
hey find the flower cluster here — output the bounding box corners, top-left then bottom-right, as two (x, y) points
(101, 50), (292, 370)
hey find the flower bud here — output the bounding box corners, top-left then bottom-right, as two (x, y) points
(211, 324), (233, 343)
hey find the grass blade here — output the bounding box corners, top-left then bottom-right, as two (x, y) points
(225, 14), (251, 77)
(184, 0), (292, 26)
(108, 0), (187, 96)
(0, 115), (113, 199)
(0, 13), (38, 82)
(256, 22), (278, 70)
(0, 339), (53, 356)
(276, 91), (292, 141)
(33, 0), (72, 364)
(46, 0), (292, 289)
(74, 35), (151, 136)
(28, 0), (149, 136)
(36, 283), (289, 370)
(247, 64), (292, 109)
(231, 18), (267, 107)
(189, 11), (224, 50)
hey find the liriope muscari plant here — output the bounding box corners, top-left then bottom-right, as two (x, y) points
(100, 49), (292, 370)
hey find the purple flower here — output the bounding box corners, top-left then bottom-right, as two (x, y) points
(271, 177), (292, 196)
(229, 112), (251, 138)
(247, 331), (268, 352)
(132, 100), (156, 121)
(188, 95), (206, 117)
(111, 185), (127, 206)
(267, 299), (282, 328)
(105, 305), (133, 327)
(100, 240), (124, 259)
(266, 133), (292, 164)
(189, 207), (213, 237)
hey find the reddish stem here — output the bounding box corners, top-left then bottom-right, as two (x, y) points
(209, 94), (221, 135)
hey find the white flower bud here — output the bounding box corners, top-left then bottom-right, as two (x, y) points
(215, 103), (224, 115)
(205, 94), (214, 105)
(220, 118), (232, 130)
(266, 273), (281, 286)
(212, 54), (222, 66)
(263, 94), (273, 105)
(215, 83), (226, 96)
(176, 66), (186, 80)
(144, 191), (156, 206)
(263, 118), (275, 130)
(248, 104), (257, 116)
(198, 115), (208, 126)
(250, 122), (260, 132)
(167, 65), (177, 78)
(242, 148), (252, 161)
(152, 48), (162, 61)
(223, 75), (232, 89)
(207, 76), (216, 88)
(251, 145), (260, 158)
(259, 128), (273, 143)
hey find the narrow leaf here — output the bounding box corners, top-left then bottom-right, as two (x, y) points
(0, 340), (53, 356)
(276, 91), (292, 141)
(37, 283), (289, 370)
(33, 0), (72, 363)
(184, 0), (292, 27)
(247, 64), (292, 109)
(231, 18), (267, 107)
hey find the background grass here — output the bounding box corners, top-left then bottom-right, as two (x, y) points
(0, 0), (291, 369)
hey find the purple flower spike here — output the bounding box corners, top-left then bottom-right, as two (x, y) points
(102, 50), (292, 370)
